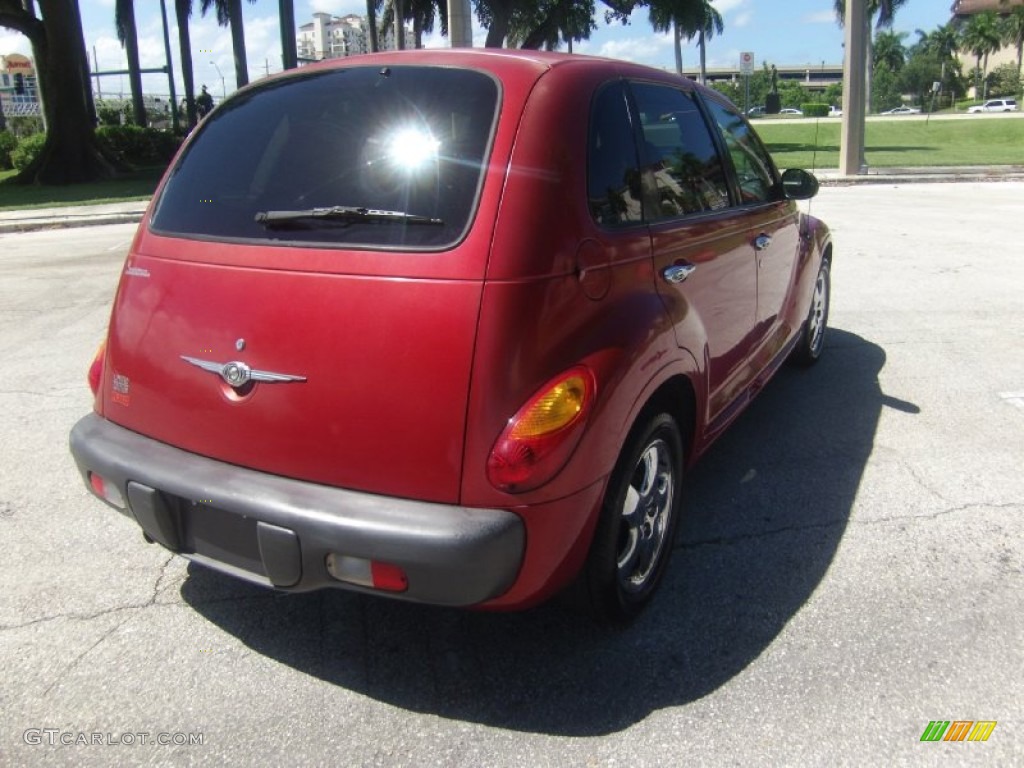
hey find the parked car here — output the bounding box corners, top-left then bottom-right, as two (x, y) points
(747, 105), (766, 117)
(828, 105), (843, 117)
(70, 50), (832, 624)
(880, 106), (921, 115)
(967, 98), (1018, 113)
(779, 108), (803, 115)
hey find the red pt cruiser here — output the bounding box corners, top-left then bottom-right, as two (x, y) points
(70, 50), (832, 623)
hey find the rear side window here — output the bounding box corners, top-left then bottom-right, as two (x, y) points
(630, 82), (731, 219)
(587, 82), (643, 227)
(151, 66), (499, 249)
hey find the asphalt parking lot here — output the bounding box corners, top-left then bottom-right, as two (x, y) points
(1, 182), (1022, 766)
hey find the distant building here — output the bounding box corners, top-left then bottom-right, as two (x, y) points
(951, 0), (1024, 92)
(296, 12), (413, 62)
(0, 53), (41, 118)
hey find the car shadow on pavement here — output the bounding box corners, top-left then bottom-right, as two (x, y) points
(181, 328), (907, 736)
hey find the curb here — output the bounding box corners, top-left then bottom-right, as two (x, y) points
(818, 171), (1024, 186)
(0, 212), (145, 234)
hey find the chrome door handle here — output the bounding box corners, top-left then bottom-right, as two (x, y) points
(754, 234), (772, 250)
(662, 263), (696, 284)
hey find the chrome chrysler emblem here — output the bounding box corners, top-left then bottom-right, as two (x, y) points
(181, 356), (307, 386)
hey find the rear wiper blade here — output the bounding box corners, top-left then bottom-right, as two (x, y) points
(254, 206), (443, 227)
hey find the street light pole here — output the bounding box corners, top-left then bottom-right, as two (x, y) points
(210, 61), (226, 101)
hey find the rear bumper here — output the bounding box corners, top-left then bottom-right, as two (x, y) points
(69, 413), (525, 606)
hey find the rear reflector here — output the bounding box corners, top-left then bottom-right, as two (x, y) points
(88, 472), (125, 509)
(325, 554), (408, 592)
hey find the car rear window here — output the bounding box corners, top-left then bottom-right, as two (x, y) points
(150, 66), (499, 249)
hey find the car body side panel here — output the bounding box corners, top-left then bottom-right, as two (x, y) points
(650, 214), (758, 427)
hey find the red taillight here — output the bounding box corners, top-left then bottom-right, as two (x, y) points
(87, 471), (125, 509)
(370, 561), (409, 592)
(487, 366), (595, 493)
(325, 554), (408, 593)
(87, 340), (106, 396)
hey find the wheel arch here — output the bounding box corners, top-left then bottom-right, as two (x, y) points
(622, 372), (698, 470)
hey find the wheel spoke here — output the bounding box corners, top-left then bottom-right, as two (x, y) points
(622, 483), (641, 526)
(617, 527), (639, 575)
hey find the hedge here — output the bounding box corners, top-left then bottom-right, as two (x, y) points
(800, 103), (830, 118)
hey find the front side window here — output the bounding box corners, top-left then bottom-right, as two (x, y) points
(630, 82), (731, 219)
(151, 66), (499, 249)
(703, 98), (779, 205)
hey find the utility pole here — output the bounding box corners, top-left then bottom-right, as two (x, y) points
(839, 0), (868, 176)
(447, 0), (473, 48)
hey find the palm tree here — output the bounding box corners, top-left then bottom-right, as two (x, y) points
(960, 11), (1003, 100)
(278, 0), (297, 69)
(914, 23), (961, 64)
(114, 0), (147, 126)
(200, 0), (257, 89)
(834, 0), (909, 112)
(1001, 4), (1024, 80)
(381, 0), (446, 48)
(649, 0), (723, 83)
(873, 29), (907, 72)
(366, 0), (380, 52)
(512, 0), (595, 50)
(691, 1), (724, 85)
(174, 0), (198, 128)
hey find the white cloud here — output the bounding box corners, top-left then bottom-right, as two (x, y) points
(734, 12), (753, 28)
(804, 11), (839, 24)
(712, 0), (748, 14)
(307, 0), (364, 16)
(591, 34), (676, 67)
(1, 33), (32, 57)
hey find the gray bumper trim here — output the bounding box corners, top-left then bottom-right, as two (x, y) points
(70, 414), (524, 606)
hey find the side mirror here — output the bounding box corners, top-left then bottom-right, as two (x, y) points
(781, 168), (819, 200)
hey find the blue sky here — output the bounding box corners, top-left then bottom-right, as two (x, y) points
(1, 1), (956, 100)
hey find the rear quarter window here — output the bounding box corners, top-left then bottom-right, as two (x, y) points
(150, 66), (499, 249)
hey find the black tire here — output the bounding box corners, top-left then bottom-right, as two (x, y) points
(581, 413), (684, 625)
(790, 258), (830, 367)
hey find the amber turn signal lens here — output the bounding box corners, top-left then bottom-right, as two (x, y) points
(509, 375), (588, 439)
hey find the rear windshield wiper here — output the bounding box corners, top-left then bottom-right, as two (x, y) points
(254, 206), (443, 227)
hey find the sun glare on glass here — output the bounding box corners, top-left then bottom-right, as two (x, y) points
(387, 128), (441, 170)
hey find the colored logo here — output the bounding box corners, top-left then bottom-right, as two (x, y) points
(920, 721), (997, 742)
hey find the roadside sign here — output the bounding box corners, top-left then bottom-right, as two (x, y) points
(740, 51), (755, 76)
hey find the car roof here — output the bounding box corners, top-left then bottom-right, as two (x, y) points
(245, 49), (727, 107)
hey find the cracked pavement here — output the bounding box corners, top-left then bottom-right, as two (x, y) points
(1, 184), (1022, 766)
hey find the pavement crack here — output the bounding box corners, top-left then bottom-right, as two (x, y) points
(41, 616), (130, 697)
(2, 554), (178, 632)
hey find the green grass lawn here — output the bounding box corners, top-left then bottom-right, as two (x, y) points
(0, 166), (164, 211)
(756, 116), (1024, 170)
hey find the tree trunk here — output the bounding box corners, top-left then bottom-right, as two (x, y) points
(70, 0), (95, 126)
(278, 0), (297, 70)
(698, 30), (706, 85)
(484, 2), (511, 48)
(366, 0), (378, 53)
(121, 1), (147, 126)
(673, 23), (681, 75)
(228, 0), (248, 88)
(15, 0), (117, 184)
(175, 0), (197, 128)
(864, 17), (873, 113)
(394, 0), (405, 50)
